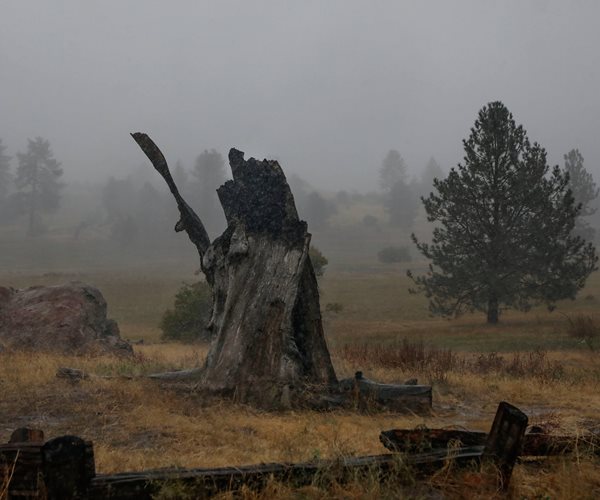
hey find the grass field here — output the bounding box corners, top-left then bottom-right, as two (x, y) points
(1, 238), (600, 498)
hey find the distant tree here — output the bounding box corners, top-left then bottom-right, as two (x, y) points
(15, 137), (64, 235)
(385, 178), (419, 230)
(409, 101), (597, 324)
(564, 149), (598, 241)
(379, 150), (419, 230)
(379, 149), (407, 190)
(0, 138), (11, 202)
(288, 173), (312, 217)
(419, 157), (444, 196)
(309, 246), (328, 277)
(191, 149), (226, 235)
(304, 191), (337, 230)
(101, 176), (136, 222)
(0, 139), (13, 223)
(134, 181), (176, 246)
(172, 160), (189, 188)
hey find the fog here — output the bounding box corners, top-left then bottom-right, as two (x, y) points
(2, 1), (599, 191)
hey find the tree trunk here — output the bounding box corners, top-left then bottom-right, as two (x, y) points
(486, 294), (499, 324)
(132, 134), (337, 408)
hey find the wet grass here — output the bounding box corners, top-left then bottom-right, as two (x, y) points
(1, 236), (600, 497)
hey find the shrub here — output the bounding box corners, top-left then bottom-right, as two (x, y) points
(325, 302), (344, 313)
(160, 281), (213, 342)
(565, 314), (599, 351)
(309, 246), (328, 277)
(377, 246), (411, 263)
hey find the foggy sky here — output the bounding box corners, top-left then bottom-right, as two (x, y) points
(2, 1), (600, 191)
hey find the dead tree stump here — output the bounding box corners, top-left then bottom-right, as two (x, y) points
(132, 134), (337, 408)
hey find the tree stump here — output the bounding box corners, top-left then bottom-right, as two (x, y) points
(132, 134), (337, 408)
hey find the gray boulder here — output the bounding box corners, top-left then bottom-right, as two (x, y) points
(0, 282), (132, 355)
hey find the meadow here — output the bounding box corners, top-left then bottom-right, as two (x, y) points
(1, 233), (600, 498)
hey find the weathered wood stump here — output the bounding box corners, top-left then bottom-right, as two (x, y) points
(132, 133), (336, 407)
(131, 133), (430, 411)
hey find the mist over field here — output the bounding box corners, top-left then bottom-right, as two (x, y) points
(1, 1), (600, 191)
(2, 1), (600, 273)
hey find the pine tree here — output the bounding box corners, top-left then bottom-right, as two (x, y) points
(379, 149), (407, 190)
(564, 149), (598, 241)
(15, 137), (63, 235)
(0, 138), (11, 202)
(380, 150), (419, 230)
(191, 149), (226, 235)
(419, 157), (444, 197)
(409, 102), (597, 323)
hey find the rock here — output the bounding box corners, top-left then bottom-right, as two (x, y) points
(56, 367), (89, 381)
(0, 282), (132, 356)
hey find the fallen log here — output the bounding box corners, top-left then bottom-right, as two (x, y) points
(381, 427), (600, 456)
(87, 447), (484, 499)
(338, 371), (432, 413)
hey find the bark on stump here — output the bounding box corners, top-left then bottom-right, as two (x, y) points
(132, 133), (337, 408)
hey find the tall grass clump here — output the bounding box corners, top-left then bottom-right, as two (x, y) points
(338, 339), (461, 383)
(472, 349), (565, 383)
(338, 339), (565, 384)
(564, 314), (599, 351)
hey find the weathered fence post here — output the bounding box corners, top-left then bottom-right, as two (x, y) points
(42, 436), (95, 499)
(482, 401), (528, 490)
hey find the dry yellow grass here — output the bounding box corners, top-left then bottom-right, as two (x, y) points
(1, 342), (599, 498)
(2, 266), (600, 497)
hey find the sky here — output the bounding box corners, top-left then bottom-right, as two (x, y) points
(2, 1), (600, 191)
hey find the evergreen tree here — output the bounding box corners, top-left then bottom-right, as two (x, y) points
(379, 149), (407, 189)
(304, 191), (337, 230)
(15, 137), (64, 235)
(409, 102), (597, 323)
(101, 176), (136, 222)
(191, 149), (226, 235)
(380, 150), (418, 230)
(172, 160), (189, 189)
(564, 149), (598, 241)
(419, 157), (444, 196)
(385, 178), (419, 230)
(0, 138), (11, 202)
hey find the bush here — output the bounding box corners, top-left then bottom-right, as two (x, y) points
(309, 246), (328, 277)
(377, 246), (412, 263)
(160, 281), (213, 342)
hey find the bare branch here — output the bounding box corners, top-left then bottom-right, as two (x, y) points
(131, 132), (210, 257)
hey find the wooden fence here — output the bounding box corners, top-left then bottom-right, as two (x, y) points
(0, 402), (543, 499)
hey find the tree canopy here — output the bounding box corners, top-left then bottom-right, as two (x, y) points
(409, 101), (597, 323)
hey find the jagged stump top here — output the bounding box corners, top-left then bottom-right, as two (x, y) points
(218, 149), (307, 246)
